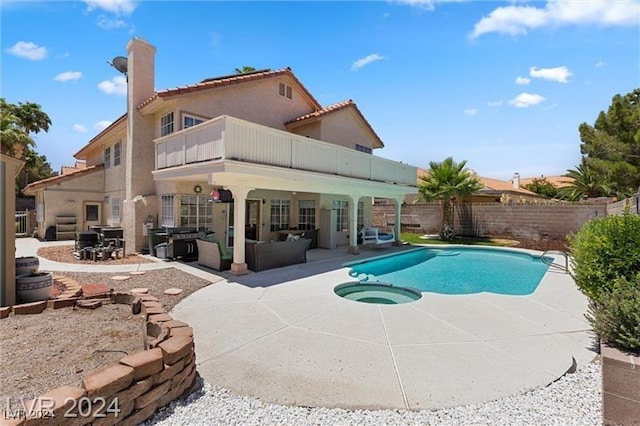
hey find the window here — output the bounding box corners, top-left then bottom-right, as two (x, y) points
(104, 147), (111, 169)
(358, 201), (364, 229)
(160, 112), (174, 137)
(113, 142), (121, 166)
(270, 199), (290, 231)
(278, 82), (293, 100)
(180, 194), (213, 231)
(298, 200), (316, 230)
(86, 204), (99, 222)
(333, 200), (348, 232)
(111, 198), (120, 223)
(183, 115), (204, 129)
(160, 195), (175, 227)
(355, 144), (372, 154)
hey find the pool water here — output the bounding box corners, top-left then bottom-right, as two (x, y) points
(347, 247), (551, 295)
(335, 282), (422, 305)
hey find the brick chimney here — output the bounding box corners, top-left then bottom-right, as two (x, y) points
(512, 172), (521, 190)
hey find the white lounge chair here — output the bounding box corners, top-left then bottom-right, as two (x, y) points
(362, 227), (395, 245)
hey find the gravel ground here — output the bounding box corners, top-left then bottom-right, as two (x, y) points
(145, 361), (601, 425)
(0, 268), (213, 411)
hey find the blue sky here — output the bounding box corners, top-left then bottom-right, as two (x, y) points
(2, 0), (639, 180)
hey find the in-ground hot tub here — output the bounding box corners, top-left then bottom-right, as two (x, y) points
(334, 282), (422, 305)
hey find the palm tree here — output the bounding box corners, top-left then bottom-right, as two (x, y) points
(0, 98), (51, 159)
(12, 101), (51, 135)
(417, 157), (483, 240)
(559, 158), (610, 201)
(234, 66), (256, 74)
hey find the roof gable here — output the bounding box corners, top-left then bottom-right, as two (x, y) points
(22, 164), (104, 195)
(285, 99), (384, 149)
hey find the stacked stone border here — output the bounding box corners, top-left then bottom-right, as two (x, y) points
(1, 276), (198, 425)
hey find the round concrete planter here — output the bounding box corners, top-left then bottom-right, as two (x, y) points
(15, 256), (39, 276)
(16, 272), (53, 303)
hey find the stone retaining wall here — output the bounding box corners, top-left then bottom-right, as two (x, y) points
(1, 282), (197, 425)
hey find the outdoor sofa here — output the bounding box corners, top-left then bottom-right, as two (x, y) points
(245, 238), (311, 272)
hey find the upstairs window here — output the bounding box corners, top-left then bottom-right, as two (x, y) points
(113, 141), (121, 166)
(104, 147), (111, 169)
(278, 82), (293, 100)
(355, 144), (372, 154)
(183, 115), (205, 129)
(160, 112), (174, 137)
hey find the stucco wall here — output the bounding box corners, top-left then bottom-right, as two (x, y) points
(372, 203), (606, 240)
(39, 170), (106, 237)
(1, 155), (24, 307)
(150, 77), (315, 139)
(290, 121), (321, 140)
(319, 108), (375, 151)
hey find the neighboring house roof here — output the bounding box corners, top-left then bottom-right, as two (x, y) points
(74, 68), (325, 159)
(520, 175), (574, 189)
(22, 164), (104, 195)
(416, 168), (539, 196)
(60, 160), (87, 175)
(285, 99), (384, 149)
(138, 67), (322, 111)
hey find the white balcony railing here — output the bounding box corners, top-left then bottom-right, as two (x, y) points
(155, 115), (417, 186)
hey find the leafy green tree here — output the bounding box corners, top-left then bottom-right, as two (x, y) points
(234, 66), (256, 74)
(1, 98), (51, 158)
(579, 88), (640, 197)
(559, 158), (611, 201)
(522, 177), (559, 198)
(417, 157), (483, 240)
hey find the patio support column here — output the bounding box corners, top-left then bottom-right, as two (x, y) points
(393, 197), (403, 246)
(228, 185), (252, 275)
(348, 194), (362, 254)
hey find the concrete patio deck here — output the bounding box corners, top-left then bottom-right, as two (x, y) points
(16, 238), (597, 410)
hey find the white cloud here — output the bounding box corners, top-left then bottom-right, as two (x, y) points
(73, 124), (87, 133)
(351, 54), (387, 71)
(97, 76), (127, 96)
(392, 0), (466, 11)
(97, 16), (127, 29)
(595, 60), (606, 68)
(487, 100), (503, 107)
(6, 41), (47, 60)
(515, 76), (531, 85)
(471, 0), (640, 38)
(529, 65), (572, 83)
(509, 92), (545, 108)
(95, 120), (112, 131)
(85, 0), (137, 15)
(54, 71), (82, 82)
(464, 108), (477, 116)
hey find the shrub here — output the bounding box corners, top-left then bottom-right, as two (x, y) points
(568, 211), (640, 303)
(588, 275), (640, 352)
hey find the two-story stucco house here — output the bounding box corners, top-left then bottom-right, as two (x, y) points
(24, 38), (417, 275)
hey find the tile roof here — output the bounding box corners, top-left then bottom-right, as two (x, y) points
(22, 164), (104, 195)
(416, 168), (538, 196)
(74, 68), (323, 158)
(138, 67), (322, 111)
(520, 175), (574, 188)
(285, 99), (385, 148)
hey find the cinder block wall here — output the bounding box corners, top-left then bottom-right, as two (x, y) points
(372, 203), (607, 239)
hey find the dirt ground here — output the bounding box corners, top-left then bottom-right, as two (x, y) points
(37, 244), (153, 265)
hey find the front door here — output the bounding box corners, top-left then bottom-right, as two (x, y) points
(84, 201), (102, 231)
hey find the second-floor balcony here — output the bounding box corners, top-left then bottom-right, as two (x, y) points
(155, 115), (417, 187)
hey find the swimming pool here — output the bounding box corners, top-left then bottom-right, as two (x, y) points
(346, 247), (551, 295)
